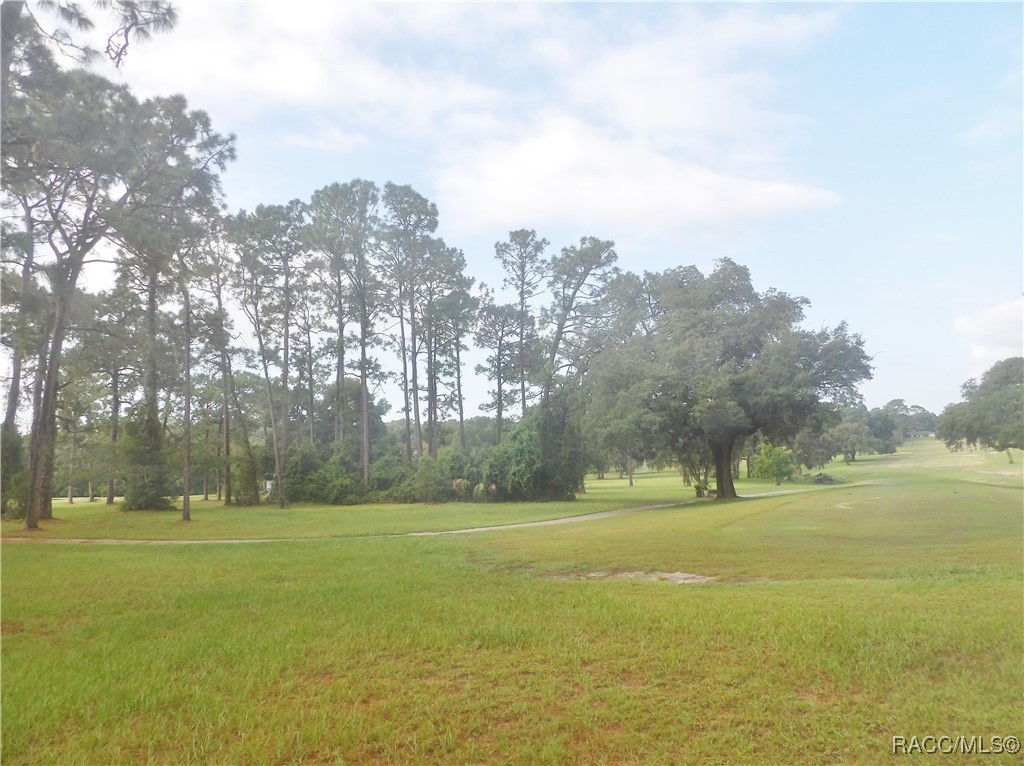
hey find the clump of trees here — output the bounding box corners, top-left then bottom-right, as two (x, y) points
(784, 399), (938, 471)
(2, 2), (886, 524)
(937, 357), (1023, 463)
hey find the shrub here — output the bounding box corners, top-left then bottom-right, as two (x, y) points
(391, 457), (452, 504)
(753, 441), (796, 485)
(484, 423), (542, 501)
(370, 451), (413, 493)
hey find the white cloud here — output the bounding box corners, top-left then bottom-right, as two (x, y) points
(278, 125), (368, 153)
(430, 6), (842, 239)
(954, 296), (1024, 375)
(98, 3), (505, 131)
(93, 3), (843, 237)
(963, 107), (1023, 147)
(559, 7), (840, 164)
(435, 115), (840, 237)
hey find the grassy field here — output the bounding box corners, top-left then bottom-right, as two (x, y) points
(2, 439), (1021, 764)
(0, 472), (738, 541)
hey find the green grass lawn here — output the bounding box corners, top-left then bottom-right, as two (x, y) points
(2, 439), (1022, 764)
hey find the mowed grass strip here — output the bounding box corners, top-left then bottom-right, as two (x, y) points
(2, 440), (1021, 764)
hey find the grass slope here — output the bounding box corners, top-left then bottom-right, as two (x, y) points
(2, 440), (1021, 764)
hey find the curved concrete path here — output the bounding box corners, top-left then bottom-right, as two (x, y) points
(0, 502), (689, 546)
(2, 486), (840, 547)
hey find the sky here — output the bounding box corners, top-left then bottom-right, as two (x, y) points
(83, 1), (1023, 417)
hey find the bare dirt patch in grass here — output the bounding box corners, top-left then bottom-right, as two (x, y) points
(0, 619), (23, 635)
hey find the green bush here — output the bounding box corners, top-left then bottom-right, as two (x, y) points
(485, 423), (542, 501)
(439, 445), (487, 501)
(389, 457), (452, 504)
(275, 447), (366, 505)
(369, 451), (413, 493)
(314, 470), (361, 505)
(753, 441), (796, 485)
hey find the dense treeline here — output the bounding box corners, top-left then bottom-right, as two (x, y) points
(5, 2), (974, 529)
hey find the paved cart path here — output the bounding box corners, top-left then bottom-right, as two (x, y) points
(0, 502), (691, 545)
(1, 488), (826, 546)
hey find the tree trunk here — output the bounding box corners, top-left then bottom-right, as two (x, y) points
(144, 275), (160, 433)
(425, 309), (438, 459)
(202, 415), (211, 501)
(161, 386), (173, 435)
(543, 319), (565, 405)
(455, 340), (466, 451)
(280, 256), (291, 453)
(26, 289), (72, 528)
(334, 278), (345, 450)
(711, 439), (738, 499)
(518, 309), (528, 417)
(306, 324), (315, 447)
(263, 367), (285, 507)
(66, 435), (75, 503)
(397, 300), (413, 462)
(106, 369), (120, 504)
(495, 359), (504, 446)
(254, 320), (285, 508)
(3, 200), (35, 434)
(228, 367), (260, 505)
(542, 279), (584, 405)
(360, 322), (371, 487)
(180, 276), (192, 522)
(219, 352), (233, 507)
(409, 304), (423, 458)
(220, 368), (234, 506)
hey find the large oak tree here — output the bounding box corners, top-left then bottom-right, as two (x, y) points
(632, 260), (872, 499)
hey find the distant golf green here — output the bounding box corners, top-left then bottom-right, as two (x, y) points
(3, 439), (1021, 764)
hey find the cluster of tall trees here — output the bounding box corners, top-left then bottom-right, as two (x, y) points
(1, 1), (234, 526)
(2, 1), (886, 529)
(937, 357), (1023, 463)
